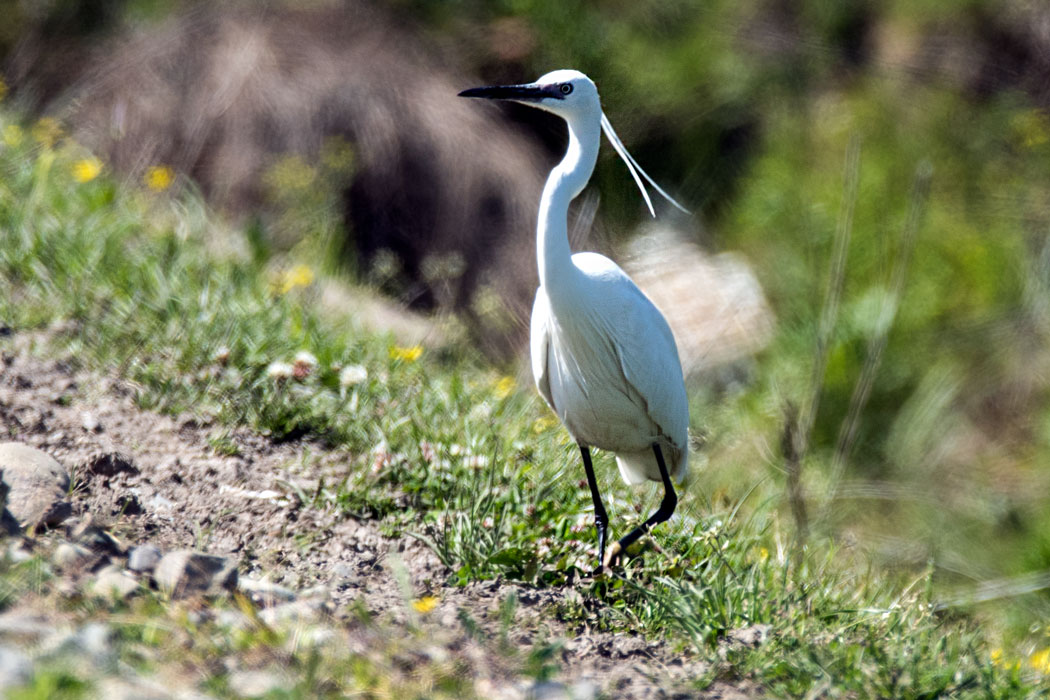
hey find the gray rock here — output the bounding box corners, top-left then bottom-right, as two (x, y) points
(35, 621), (114, 667)
(569, 680), (599, 700)
(526, 681), (598, 700)
(93, 564), (140, 599)
(259, 599), (323, 627)
(227, 669), (288, 696)
(478, 681), (525, 700)
(726, 623), (770, 648)
(52, 542), (93, 569)
(174, 690), (214, 700)
(0, 442), (72, 529)
(521, 680), (600, 700)
(238, 576), (297, 606)
(0, 644), (32, 690)
(81, 411), (101, 433)
(301, 627), (337, 646)
(215, 609), (251, 631)
(5, 542), (32, 563)
(99, 674), (214, 700)
(96, 676), (173, 700)
(0, 610), (53, 641)
(148, 493), (175, 513)
(128, 544), (163, 573)
(186, 610), (209, 627)
(527, 681), (572, 700)
(74, 622), (114, 665)
(154, 550), (238, 598)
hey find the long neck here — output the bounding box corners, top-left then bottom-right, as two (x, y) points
(538, 114), (600, 292)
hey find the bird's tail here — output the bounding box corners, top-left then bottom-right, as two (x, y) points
(615, 442), (688, 486)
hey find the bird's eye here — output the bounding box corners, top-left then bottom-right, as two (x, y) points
(559, 83), (573, 95)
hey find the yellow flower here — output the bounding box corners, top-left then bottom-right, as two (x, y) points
(144, 165), (174, 191)
(2, 124), (22, 147)
(1030, 648), (1050, 674)
(991, 647), (1021, 672)
(264, 154), (316, 193)
(72, 157), (102, 183)
(531, 414), (558, 434)
(759, 547), (769, 562)
(411, 595), (439, 614)
(390, 345), (423, 363)
(31, 117), (63, 148)
(275, 264), (314, 294)
(1012, 109), (1050, 149)
(493, 375), (516, 399)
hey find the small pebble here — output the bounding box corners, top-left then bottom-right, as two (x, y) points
(228, 669), (288, 697)
(81, 412), (101, 433)
(6, 543), (31, 563)
(0, 611), (53, 640)
(93, 564), (140, 599)
(153, 550), (238, 598)
(52, 542), (92, 569)
(0, 644), (32, 689)
(260, 599), (322, 627)
(128, 545), (163, 573)
(239, 577), (297, 605)
(74, 622), (114, 665)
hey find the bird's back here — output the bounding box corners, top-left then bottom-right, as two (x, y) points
(531, 252), (689, 484)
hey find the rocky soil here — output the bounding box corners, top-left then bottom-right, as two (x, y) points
(0, 342), (760, 699)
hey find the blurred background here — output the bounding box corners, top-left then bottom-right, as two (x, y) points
(5, 0), (1050, 644)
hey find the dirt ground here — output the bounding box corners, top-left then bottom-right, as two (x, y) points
(0, 340), (760, 699)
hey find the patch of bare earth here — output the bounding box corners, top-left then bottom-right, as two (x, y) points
(0, 341), (760, 699)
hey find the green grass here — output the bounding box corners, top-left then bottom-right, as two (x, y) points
(2, 107), (1049, 697)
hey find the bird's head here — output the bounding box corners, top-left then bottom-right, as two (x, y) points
(458, 69), (599, 121)
(459, 69), (689, 217)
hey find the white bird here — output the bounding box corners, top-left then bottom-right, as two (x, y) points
(459, 69), (690, 571)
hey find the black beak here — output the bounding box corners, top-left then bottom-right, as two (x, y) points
(458, 83), (561, 101)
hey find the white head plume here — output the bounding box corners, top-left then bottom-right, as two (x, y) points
(600, 111), (690, 217)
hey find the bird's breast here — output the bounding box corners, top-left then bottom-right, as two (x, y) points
(542, 295), (658, 454)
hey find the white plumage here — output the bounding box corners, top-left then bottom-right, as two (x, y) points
(461, 69), (690, 568)
(530, 252), (689, 485)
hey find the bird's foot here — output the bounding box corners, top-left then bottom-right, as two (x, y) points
(601, 541), (623, 570)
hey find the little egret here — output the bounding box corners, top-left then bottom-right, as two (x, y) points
(459, 70), (690, 570)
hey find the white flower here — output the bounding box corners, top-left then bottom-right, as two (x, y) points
(266, 361), (294, 382)
(339, 364), (368, 387)
(469, 401), (493, 421)
(213, 346), (230, 365)
(294, 350), (317, 367)
(293, 351), (318, 379)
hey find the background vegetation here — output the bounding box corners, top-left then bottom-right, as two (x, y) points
(4, 0), (1050, 694)
(410, 0), (1050, 648)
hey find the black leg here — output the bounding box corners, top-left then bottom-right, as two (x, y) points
(579, 444), (609, 571)
(604, 442), (677, 568)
